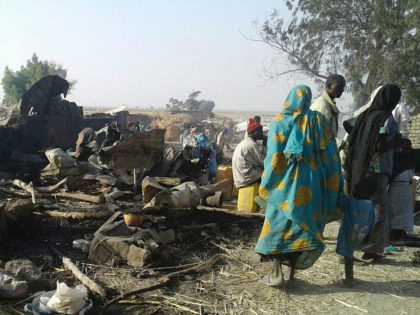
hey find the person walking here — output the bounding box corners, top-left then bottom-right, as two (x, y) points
(256, 85), (343, 286)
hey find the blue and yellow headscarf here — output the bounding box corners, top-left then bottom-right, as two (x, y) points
(256, 85), (343, 269)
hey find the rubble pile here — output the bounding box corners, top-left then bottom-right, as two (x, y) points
(0, 75), (246, 313)
(0, 76), (115, 178)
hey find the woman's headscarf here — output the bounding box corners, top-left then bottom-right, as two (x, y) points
(345, 84), (401, 196)
(352, 86), (383, 117)
(271, 84), (313, 160)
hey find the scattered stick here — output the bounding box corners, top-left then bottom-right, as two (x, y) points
(12, 178), (67, 193)
(384, 292), (407, 300)
(117, 299), (199, 314)
(102, 277), (171, 311)
(133, 168), (137, 192)
(62, 257), (106, 298)
(15, 291), (45, 305)
(54, 192), (105, 203)
(151, 261), (201, 271)
(178, 223), (218, 232)
(11, 179), (104, 204)
(197, 205), (265, 218)
(6, 306), (25, 315)
(12, 178), (67, 204)
(42, 211), (112, 219)
(0, 188), (30, 198)
(12, 179), (36, 204)
(93, 211), (122, 236)
(334, 298), (368, 313)
(167, 254), (223, 278)
(103, 254), (223, 312)
(35, 178), (68, 192)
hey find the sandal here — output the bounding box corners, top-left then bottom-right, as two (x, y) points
(259, 273), (285, 287)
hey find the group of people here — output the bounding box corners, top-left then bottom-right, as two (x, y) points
(231, 75), (419, 287)
(181, 125), (230, 183)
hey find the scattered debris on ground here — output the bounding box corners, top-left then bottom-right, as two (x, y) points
(1, 76), (419, 314)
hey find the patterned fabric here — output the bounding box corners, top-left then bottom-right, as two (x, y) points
(336, 193), (375, 258)
(255, 85), (343, 270)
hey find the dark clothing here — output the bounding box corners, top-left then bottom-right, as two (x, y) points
(359, 174), (391, 254)
(344, 84), (401, 197)
(392, 149), (420, 177)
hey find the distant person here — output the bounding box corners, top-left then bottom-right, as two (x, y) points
(183, 126), (218, 183)
(392, 103), (410, 138)
(310, 74), (346, 137)
(244, 115), (262, 137)
(75, 127), (98, 161)
(216, 127), (228, 150)
(232, 119), (264, 188)
(388, 105), (417, 244)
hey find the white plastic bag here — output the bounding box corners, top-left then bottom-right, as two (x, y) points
(46, 281), (88, 314)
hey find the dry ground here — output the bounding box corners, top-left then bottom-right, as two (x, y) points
(115, 219), (420, 315)
(2, 207), (419, 315)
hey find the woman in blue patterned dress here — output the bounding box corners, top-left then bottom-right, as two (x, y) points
(256, 85), (343, 286)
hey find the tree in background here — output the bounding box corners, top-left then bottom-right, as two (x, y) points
(1, 53), (76, 106)
(166, 90), (215, 113)
(255, 0), (420, 108)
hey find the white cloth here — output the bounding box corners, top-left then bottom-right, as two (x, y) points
(392, 104), (410, 138)
(310, 91), (340, 137)
(232, 138), (264, 188)
(353, 86), (384, 117)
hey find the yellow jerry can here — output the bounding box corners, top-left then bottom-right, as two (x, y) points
(237, 182), (260, 213)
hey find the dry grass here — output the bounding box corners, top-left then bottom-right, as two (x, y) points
(92, 221), (420, 314)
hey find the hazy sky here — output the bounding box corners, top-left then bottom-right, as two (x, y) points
(0, 1), (350, 111)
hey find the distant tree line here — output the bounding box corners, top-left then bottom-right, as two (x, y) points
(166, 91), (215, 113)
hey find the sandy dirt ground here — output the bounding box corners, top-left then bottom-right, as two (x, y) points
(2, 208), (418, 314)
(116, 220), (420, 315)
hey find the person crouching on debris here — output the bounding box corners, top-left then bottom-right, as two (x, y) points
(255, 85), (343, 287)
(232, 119), (265, 189)
(216, 127), (228, 150)
(75, 127), (98, 161)
(183, 126), (218, 183)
